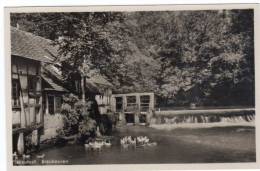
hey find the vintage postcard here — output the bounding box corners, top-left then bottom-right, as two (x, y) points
(4, 4), (260, 171)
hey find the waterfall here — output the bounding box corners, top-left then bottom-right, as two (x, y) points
(153, 109), (255, 125)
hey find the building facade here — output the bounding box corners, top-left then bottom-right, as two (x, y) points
(11, 27), (54, 154)
(42, 65), (68, 115)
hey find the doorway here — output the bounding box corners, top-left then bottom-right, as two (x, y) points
(125, 113), (135, 124)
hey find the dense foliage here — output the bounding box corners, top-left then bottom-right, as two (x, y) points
(57, 93), (114, 141)
(11, 9), (254, 107)
(126, 10), (254, 107)
(57, 94), (97, 142)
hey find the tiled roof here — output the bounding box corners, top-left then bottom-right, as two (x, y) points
(42, 74), (68, 92)
(42, 64), (68, 92)
(44, 64), (63, 81)
(88, 74), (113, 87)
(11, 27), (58, 63)
(85, 80), (100, 94)
(11, 27), (112, 92)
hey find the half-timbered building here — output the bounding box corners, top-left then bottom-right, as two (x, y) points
(11, 26), (54, 154)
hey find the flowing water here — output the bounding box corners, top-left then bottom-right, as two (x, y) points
(25, 125), (255, 165)
(153, 109), (255, 124)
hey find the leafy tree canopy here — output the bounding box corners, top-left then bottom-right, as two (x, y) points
(11, 9), (255, 107)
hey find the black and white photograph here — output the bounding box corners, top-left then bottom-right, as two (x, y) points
(5, 5), (258, 168)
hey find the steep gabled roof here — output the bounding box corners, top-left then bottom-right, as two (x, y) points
(42, 65), (68, 92)
(44, 64), (63, 80)
(11, 26), (58, 63)
(11, 27), (113, 93)
(42, 74), (68, 92)
(88, 74), (113, 87)
(86, 75), (112, 94)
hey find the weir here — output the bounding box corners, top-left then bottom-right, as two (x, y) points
(151, 108), (255, 125)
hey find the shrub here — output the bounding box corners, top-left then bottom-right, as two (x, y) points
(78, 117), (97, 142)
(60, 103), (81, 135)
(62, 93), (79, 107)
(75, 100), (93, 117)
(56, 128), (65, 137)
(57, 93), (102, 143)
(86, 100), (101, 124)
(100, 112), (118, 135)
(57, 93), (116, 143)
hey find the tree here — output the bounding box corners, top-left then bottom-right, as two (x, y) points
(127, 10), (254, 106)
(11, 10), (254, 107)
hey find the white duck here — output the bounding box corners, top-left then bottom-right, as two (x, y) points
(36, 154), (45, 159)
(143, 136), (150, 144)
(147, 142), (157, 147)
(120, 137), (127, 145)
(13, 152), (18, 160)
(84, 143), (91, 149)
(22, 154), (30, 160)
(103, 140), (112, 147)
(89, 141), (103, 150)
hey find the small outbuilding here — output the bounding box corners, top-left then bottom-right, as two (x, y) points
(111, 92), (155, 125)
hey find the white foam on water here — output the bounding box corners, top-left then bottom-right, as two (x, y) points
(150, 121), (255, 130)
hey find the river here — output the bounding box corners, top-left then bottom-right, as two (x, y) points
(27, 125), (255, 165)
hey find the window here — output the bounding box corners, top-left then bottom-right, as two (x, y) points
(48, 95), (55, 114)
(12, 79), (20, 108)
(55, 96), (62, 113)
(28, 65), (37, 75)
(28, 75), (36, 92)
(140, 95), (150, 112)
(48, 95), (62, 114)
(12, 63), (18, 73)
(75, 80), (81, 94)
(126, 96), (137, 112)
(28, 75), (41, 97)
(126, 96), (136, 105)
(115, 97), (123, 112)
